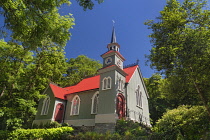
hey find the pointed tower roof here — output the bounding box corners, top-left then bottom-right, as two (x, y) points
(107, 22), (120, 52)
(111, 26), (117, 43)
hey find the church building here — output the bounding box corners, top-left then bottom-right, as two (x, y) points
(33, 27), (151, 132)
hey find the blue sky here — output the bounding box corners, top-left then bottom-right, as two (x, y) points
(64, 0), (210, 78)
(62, 0), (170, 78)
(1, 0), (209, 78)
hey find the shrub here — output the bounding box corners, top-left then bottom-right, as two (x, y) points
(32, 121), (62, 129)
(115, 119), (149, 138)
(0, 127), (73, 140)
(0, 130), (9, 140)
(152, 105), (210, 140)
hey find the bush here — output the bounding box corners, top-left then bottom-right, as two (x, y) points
(0, 127), (73, 140)
(152, 105), (210, 140)
(32, 121), (62, 129)
(0, 130), (9, 140)
(115, 119), (149, 138)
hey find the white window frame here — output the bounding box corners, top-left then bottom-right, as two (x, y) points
(136, 85), (142, 108)
(91, 91), (99, 114)
(107, 77), (112, 89)
(118, 78), (124, 91)
(118, 78), (121, 90)
(102, 77), (112, 90)
(70, 95), (80, 116)
(102, 78), (107, 90)
(41, 96), (50, 115)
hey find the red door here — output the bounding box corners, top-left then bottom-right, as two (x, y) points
(117, 94), (125, 119)
(54, 103), (64, 123)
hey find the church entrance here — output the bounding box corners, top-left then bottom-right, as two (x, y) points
(54, 103), (64, 123)
(116, 94), (125, 119)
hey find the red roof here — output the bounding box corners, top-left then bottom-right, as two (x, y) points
(50, 83), (69, 100)
(64, 75), (100, 94)
(124, 65), (138, 83)
(48, 65), (137, 99)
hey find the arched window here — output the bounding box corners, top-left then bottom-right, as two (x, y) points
(102, 77), (112, 90)
(91, 92), (99, 114)
(103, 78), (107, 90)
(41, 96), (50, 115)
(118, 78), (124, 91)
(118, 78), (121, 90)
(70, 95), (80, 116)
(107, 77), (111, 89)
(136, 85), (142, 108)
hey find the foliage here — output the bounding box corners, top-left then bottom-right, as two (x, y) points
(0, 127), (73, 140)
(115, 119), (149, 139)
(159, 75), (201, 107)
(144, 74), (170, 125)
(145, 0), (210, 117)
(0, 40), (68, 130)
(152, 105), (210, 140)
(32, 121), (63, 129)
(63, 55), (102, 86)
(67, 131), (149, 140)
(0, 0), (74, 50)
(76, 0), (104, 10)
(68, 131), (122, 140)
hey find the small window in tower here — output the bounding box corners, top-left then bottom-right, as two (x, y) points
(118, 79), (121, 90)
(107, 77), (111, 89)
(102, 77), (112, 90)
(103, 78), (107, 90)
(121, 80), (124, 90)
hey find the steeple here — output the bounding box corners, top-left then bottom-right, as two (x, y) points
(111, 26), (117, 43)
(107, 22), (120, 52)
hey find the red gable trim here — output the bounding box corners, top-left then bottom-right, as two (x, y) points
(124, 65), (138, 83)
(65, 75), (100, 94)
(50, 84), (69, 100)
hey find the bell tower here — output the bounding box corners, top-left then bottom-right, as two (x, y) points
(102, 26), (125, 70)
(95, 25), (127, 133)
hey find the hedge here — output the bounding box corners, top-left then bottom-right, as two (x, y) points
(0, 127), (73, 140)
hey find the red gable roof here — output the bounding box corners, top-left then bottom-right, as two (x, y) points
(48, 65), (138, 99)
(124, 65), (138, 83)
(49, 83), (69, 100)
(64, 75), (100, 94)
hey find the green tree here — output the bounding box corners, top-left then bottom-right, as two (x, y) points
(160, 75), (201, 107)
(145, 0), (210, 117)
(152, 105), (210, 140)
(0, 0), (104, 130)
(0, 40), (68, 130)
(63, 55), (102, 86)
(144, 74), (171, 125)
(0, 0), (74, 50)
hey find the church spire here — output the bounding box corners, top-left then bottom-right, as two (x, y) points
(107, 21), (120, 52)
(111, 26), (117, 43)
